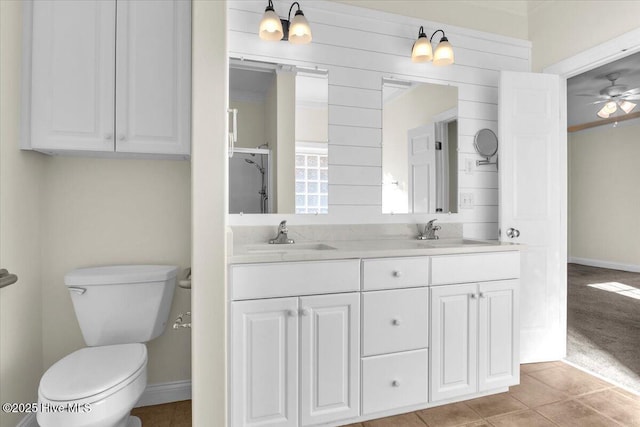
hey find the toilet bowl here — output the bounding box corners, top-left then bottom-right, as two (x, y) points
(37, 344), (147, 427)
(37, 265), (177, 427)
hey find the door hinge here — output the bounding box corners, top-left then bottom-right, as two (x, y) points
(435, 141), (442, 150)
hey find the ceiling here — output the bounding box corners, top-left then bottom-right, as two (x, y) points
(567, 51), (640, 127)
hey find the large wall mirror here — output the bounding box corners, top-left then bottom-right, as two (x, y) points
(228, 59), (329, 215)
(382, 80), (459, 214)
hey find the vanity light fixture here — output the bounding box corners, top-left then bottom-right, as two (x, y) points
(259, 0), (312, 44)
(411, 27), (454, 66)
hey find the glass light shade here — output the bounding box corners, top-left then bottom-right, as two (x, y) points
(603, 101), (617, 114)
(288, 11), (312, 44)
(411, 36), (433, 63)
(597, 108), (610, 119)
(619, 100), (636, 114)
(433, 38), (454, 66)
(259, 9), (284, 41)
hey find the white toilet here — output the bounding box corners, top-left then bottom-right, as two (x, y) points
(37, 265), (178, 427)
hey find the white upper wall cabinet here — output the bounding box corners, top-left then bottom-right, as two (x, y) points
(23, 0), (191, 159)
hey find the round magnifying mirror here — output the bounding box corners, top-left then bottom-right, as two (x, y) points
(474, 129), (498, 158)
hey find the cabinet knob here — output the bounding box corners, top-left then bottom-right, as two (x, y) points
(391, 318), (401, 326)
(391, 380), (400, 387)
(105, 133), (113, 140)
(287, 310), (297, 317)
(470, 293), (477, 299)
(479, 292), (485, 298)
(118, 134), (126, 141)
(300, 308), (310, 316)
(392, 270), (402, 278)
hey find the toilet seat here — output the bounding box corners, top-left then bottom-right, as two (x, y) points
(40, 343), (147, 403)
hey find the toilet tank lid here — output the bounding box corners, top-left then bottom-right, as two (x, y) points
(65, 265), (178, 287)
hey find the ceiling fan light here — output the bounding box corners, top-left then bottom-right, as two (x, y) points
(619, 100), (636, 114)
(259, 2), (284, 41)
(288, 9), (312, 44)
(597, 106), (610, 119)
(433, 36), (454, 66)
(411, 27), (432, 63)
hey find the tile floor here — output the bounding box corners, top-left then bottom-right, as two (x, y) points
(132, 361), (640, 426)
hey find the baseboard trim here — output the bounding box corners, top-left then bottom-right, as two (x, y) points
(568, 257), (640, 273)
(135, 380), (192, 407)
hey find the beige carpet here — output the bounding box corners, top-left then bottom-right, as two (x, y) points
(566, 263), (640, 394)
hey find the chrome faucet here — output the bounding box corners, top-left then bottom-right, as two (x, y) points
(418, 219), (441, 240)
(269, 220), (295, 244)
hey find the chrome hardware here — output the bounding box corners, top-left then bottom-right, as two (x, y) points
(300, 308), (310, 316)
(479, 292), (485, 298)
(392, 270), (402, 278)
(173, 312), (191, 329)
(0, 269), (18, 289)
(68, 287), (87, 295)
(470, 293), (477, 299)
(417, 219), (441, 240)
(269, 220), (295, 244)
(105, 133), (113, 140)
(391, 380), (400, 387)
(287, 310), (297, 317)
(228, 108), (238, 158)
(506, 228), (520, 238)
(391, 318), (401, 326)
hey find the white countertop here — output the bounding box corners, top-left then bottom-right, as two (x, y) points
(229, 238), (522, 264)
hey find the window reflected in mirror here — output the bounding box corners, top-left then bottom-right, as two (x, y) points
(228, 59), (328, 214)
(382, 80), (458, 214)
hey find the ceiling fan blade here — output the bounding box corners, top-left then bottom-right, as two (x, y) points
(588, 99), (609, 105)
(623, 87), (640, 95)
(574, 94), (609, 98)
(622, 95), (640, 100)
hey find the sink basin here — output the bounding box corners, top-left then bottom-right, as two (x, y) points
(245, 243), (337, 254)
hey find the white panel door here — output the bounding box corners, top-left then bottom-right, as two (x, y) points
(115, 0), (191, 155)
(300, 293), (360, 426)
(408, 124), (436, 213)
(499, 71), (564, 363)
(232, 298), (298, 427)
(478, 280), (520, 391)
(30, 0), (115, 152)
(430, 283), (478, 402)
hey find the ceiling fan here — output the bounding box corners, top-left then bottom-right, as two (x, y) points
(581, 72), (640, 119)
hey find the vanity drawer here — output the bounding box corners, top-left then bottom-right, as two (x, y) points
(362, 257), (429, 290)
(362, 288), (429, 356)
(362, 349), (428, 415)
(430, 252), (520, 285)
(229, 259), (360, 300)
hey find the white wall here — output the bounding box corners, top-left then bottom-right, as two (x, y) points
(229, 99), (267, 149)
(228, 0), (530, 238)
(0, 3), (45, 426)
(568, 123), (640, 268)
(191, 0), (228, 425)
(40, 157), (192, 385)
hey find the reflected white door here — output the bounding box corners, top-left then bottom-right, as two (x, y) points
(408, 124), (436, 213)
(499, 71), (565, 363)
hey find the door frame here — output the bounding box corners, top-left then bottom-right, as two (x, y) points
(542, 26), (640, 355)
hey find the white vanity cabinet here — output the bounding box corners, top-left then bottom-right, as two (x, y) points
(361, 257), (430, 415)
(230, 261), (361, 427)
(24, 0), (191, 158)
(430, 253), (520, 402)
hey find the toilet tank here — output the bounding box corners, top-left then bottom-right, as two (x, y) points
(65, 265), (178, 346)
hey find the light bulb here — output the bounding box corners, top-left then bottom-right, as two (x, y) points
(259, 6), (284, 41)
(411, 29), (432, 63)
(433, 37), (454, 66)
(288, 10), (312, 44)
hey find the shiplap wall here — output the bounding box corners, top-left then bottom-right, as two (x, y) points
(227, 0), (531, 239)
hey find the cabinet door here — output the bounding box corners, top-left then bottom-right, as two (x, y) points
(231, 298), (298, 427)
(30, 0), (116, 152)
(115, 0), (191, 156)
(478, 280), (520, 391)
(300, 293), (360, 425)
(430, 283), (478, 401)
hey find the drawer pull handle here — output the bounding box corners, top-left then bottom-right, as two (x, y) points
(287, 310), (297, 317)
(392, 270), (402, 278)
(391, 318), (401, 326)
(391, 380), (400, 387)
